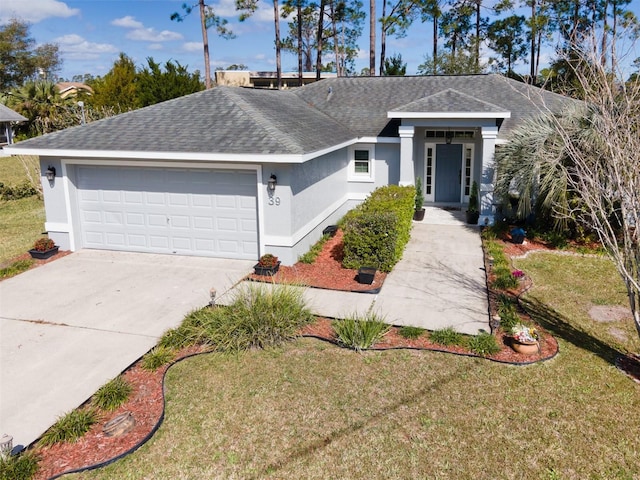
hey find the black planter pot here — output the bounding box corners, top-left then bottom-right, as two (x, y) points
(322, 225), (338, 237)
(511, 235), (525, 244)
(253, 262), (281, 276)
(413, 208), (426, 221)
(466, 210), (480, 224)
(28, 246), (59, 260)
(357, 267), (377, 285)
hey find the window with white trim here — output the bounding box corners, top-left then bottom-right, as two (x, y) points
(348, 145), (374, 182)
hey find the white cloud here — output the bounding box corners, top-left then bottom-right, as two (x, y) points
(183, 42), (203, 52)
(112, 16), (183, 42)
(0, 0), (79, 24)
(111, 16), (143, 29)
(127, 28), (183, 42)
(216, 0), (273, 22)
(54, 33), (117, 60)
(148, 43), (164, 51)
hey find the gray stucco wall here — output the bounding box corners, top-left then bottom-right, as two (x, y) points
(39, 157), (72, 250)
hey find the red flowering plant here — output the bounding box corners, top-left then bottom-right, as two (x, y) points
(33, 238), (56, 252)
(512, 269), (525, 279)
(257, 254), (279, 268)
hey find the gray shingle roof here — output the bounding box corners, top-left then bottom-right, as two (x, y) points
(9, 87), (353, 155)
(294, 74), (573, 138)
(9, 74), (573, 155)
(389, 88), (509, 114)
(0, 103), (27, 122)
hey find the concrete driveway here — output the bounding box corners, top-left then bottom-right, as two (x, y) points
(0, 250), (253, 449)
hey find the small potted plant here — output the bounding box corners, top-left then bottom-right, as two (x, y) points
(466, 180), (480, 224)
(510, 227), (526, 244)
(254, 253), (281, 276)
(510, 323), (539, 355)
(29, 237), (59, 260)
(357, 266), (377, 285)
(413, 177), (425, 221)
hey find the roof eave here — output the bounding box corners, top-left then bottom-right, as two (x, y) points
(387, 111), (511, 119)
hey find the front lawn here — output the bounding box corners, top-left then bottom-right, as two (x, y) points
(64, 254), (640, 480)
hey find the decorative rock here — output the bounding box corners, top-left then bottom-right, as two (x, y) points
(103, 412), (135, 437)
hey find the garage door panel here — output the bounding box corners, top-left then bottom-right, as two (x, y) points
(77, 166), (258, 259)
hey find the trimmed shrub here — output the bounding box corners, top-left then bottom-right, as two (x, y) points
(334, 312), (391, 351)
(0, 181), (39, 200)
(93, 376), (133, 411)
(429, 327), (463, 346)
(39, 409), (98, 446)
(342, 185), (414, 272)
(141, 346), (175, 371)
(0, 451), (39, 480)
(468, 332), (501, 356)
(398, 325), (425, 339)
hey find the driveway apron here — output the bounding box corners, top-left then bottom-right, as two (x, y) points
(0, 250), (253, 449)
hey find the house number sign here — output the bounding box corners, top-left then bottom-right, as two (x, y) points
(268, 196), (281, 206)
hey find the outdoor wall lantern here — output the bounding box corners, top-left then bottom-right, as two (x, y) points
(0, 434), (12, 459)
(45, 166), (56, 182)
(445, 131), (454, 144)
(268, 174), (277, 192)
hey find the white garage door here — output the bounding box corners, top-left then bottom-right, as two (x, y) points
(76, 166), (258, 259)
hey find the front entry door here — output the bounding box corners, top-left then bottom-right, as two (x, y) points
(435, 144), (462, 202)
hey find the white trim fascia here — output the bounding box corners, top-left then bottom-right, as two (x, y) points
(60, 161), (76, 250)
(44, 222), (71, 233)
(6, 139), (358, 164)
(63, 158), (261, 170)
(256, 165), (266, 257)
(358, 136), (400, 144)
(263, 192), (364, 248)
(388, 111), (511, 119)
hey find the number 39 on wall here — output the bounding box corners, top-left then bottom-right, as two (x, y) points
(268, 196), (281, 206)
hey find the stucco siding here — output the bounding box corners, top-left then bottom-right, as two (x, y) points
(40, 157), (72, 250)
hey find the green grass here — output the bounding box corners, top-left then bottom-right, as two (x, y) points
(141, 346), (175, 371)
(0, 155), (39, 186)
(92, 376), (133, 411)
(0, 155), (45, 265)
(39, 409), (98, 447)
(67, 253), (640, 479)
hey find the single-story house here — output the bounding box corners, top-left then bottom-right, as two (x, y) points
(6, 74), (571, 265)
(0, 103), (27, 147)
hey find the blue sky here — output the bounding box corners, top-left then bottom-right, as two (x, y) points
(1, 0), (639, 81)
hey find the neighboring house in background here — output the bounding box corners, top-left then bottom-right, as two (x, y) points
(55, 82), (94, 99)
(6, 74), (572, 265)
(215, 70), (337, 89)
(0, 103), (27, 147)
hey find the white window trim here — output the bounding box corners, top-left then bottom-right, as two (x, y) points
(348, 144), (375, 182)
(424, 142), (436, 203)
(462, 143), (475, 203)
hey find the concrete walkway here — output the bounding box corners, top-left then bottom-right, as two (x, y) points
(0, 251), (253, 449)
(234, 206), (490, 335)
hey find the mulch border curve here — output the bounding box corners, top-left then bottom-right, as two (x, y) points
(42, 323), (559, 478)
(301, 328), (560, 366)
(42, 349), (208, 480)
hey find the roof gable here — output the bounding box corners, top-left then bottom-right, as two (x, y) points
(0, 103), (27, 122)
(389, 88), (510, 117)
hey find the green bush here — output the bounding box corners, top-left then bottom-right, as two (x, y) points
(342, 185), (414, 272)
(0, 451), (39, 480)
(334, 312), (391, 351)
(468, 332), (501, 356)
(39, 408), (98, 446)
(163, 284), (314, 353)
(492, 266), (519, 290)
(429, 327), (463, 346)
(141, 346), (175, 371)
(0, 181), (39, 200)
(93, 376), (132, 411)
(298, 234), (329, 264)
(398, 325), (425, 339)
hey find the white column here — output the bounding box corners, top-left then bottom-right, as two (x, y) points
(398, 125), (415, 186)
(480, 126), (499, 225)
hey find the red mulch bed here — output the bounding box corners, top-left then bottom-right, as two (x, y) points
(248, 229), (387, 292)
(31, 345), (209, 480)
(20, 229), (638, 478)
